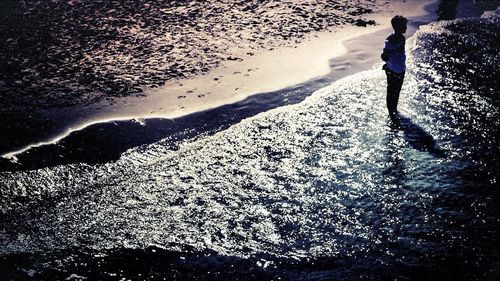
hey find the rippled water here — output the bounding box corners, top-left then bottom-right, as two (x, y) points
(1, 11), (499, 281)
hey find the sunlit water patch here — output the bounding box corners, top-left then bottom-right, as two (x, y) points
(1, 9), (499, 280)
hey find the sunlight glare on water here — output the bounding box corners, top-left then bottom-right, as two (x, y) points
(0, 9), (499, 279)
(0, 70), (453, 259)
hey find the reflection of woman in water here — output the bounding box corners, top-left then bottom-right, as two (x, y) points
(381, 15), (407, 119)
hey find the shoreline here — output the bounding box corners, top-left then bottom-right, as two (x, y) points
(1, 0), (437, 161)
(140, 0), (437, 118)
(1, 7), (499, 280)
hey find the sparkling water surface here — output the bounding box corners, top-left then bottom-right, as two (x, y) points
(1, 10), (499, 281)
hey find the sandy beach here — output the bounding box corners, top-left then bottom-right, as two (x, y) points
(1, 1), (500, 280)
(0, 0), (382, 110)
(1, 0), (436, 158)
(1, 4), (499, 279)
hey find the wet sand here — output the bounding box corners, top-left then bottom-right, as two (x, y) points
(1, 8), (499, 279)
(0, 0), (387, 110)
(1, 0), (436, 162)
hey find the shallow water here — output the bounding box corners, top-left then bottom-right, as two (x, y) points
(1, 7), (500, 281)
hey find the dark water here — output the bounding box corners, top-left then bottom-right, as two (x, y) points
(1, 4), (500, 281)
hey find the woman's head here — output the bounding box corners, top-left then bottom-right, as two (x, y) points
(391, 15), (408, 34)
